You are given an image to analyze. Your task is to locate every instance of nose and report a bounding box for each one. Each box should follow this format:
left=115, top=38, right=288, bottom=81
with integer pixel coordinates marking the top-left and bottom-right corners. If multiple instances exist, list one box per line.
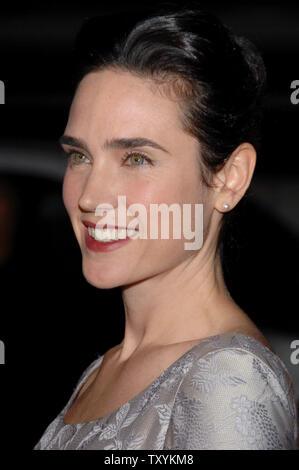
left=78, top=165, right=120, bottom=214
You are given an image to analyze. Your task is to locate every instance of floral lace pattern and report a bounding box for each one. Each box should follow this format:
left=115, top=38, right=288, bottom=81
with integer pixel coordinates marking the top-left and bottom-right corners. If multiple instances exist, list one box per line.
left=34, top=332, right=298, bottom=450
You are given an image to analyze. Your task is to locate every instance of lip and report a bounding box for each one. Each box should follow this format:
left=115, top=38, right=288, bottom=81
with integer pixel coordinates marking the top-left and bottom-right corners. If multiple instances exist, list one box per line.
left=83, top=222, right=136, bottom=252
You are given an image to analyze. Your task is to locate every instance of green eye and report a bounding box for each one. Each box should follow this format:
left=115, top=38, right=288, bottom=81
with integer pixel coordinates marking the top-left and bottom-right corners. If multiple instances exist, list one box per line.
left=129, top=153, right=146, bottom=165
left=124, top=151, right=152, bottom=167
left=73, top=152, right=87, bottom=163
left=63, top=150, right=89, bottom=165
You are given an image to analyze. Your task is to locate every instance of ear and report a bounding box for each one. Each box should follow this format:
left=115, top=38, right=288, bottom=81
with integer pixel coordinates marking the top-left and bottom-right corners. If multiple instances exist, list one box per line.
left=212, top=142, right=256, bottom=213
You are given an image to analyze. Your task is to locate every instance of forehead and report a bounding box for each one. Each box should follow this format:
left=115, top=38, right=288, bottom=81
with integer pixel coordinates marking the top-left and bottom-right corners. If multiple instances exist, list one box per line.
left=66, top=68, right=186, bottom=140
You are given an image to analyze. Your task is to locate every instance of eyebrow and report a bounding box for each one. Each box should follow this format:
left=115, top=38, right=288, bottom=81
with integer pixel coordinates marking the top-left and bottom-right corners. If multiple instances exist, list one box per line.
left=58, top=135, right=170, bottom=154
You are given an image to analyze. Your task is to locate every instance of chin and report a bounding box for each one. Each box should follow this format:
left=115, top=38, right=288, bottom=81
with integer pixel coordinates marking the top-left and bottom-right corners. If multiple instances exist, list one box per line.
left=81, top=258, right=131, bottom=290
left=84, top=276, right=122, bottom=290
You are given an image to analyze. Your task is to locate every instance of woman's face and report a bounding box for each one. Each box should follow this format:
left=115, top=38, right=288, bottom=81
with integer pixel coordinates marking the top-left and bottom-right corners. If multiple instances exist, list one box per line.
left=62, top=68, right=214, bottom=289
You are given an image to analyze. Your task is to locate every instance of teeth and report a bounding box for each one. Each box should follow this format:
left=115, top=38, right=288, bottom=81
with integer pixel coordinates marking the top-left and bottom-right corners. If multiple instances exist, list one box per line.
left=95, top=228, right=118, bottom=241
left=87, top=227, right=129, bottom=242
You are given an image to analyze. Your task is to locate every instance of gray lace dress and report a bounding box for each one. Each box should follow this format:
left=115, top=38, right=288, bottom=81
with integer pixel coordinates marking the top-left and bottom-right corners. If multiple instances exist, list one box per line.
left=34, top=332, right=298, bottom=450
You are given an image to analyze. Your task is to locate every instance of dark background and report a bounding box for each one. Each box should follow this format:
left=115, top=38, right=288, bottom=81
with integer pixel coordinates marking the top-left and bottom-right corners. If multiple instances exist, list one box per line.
left=0, top=0, right=298, bottom=453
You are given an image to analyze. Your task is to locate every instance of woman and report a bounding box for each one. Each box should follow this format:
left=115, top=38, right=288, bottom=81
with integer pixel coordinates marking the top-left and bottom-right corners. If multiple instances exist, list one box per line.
left=34, top=7, right=298, bottom=450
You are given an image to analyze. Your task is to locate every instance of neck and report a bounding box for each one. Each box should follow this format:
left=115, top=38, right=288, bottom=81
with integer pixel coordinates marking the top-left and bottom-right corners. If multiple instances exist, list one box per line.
left=118, top=248, right=235, bottom=362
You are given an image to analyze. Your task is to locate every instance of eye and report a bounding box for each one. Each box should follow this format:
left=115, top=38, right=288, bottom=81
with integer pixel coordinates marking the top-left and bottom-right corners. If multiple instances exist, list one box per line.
left=122, top=151, right=153, bottom=167
left=63, top=150, right=90, bottom=165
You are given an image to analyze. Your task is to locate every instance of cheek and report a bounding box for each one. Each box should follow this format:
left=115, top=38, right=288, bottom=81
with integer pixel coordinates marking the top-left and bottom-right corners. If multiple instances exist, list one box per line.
left=127, top=188, right=188, bottom=242
left=128, top=176, right=184, bottom=206
left=62, top=172, right=80, bottom=216
left=129, top=175, right=203, bottom=212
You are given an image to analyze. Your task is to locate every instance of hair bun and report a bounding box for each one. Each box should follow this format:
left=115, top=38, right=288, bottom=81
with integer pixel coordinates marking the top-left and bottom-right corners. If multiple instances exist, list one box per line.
left=233, top=35, right=267, bottom=97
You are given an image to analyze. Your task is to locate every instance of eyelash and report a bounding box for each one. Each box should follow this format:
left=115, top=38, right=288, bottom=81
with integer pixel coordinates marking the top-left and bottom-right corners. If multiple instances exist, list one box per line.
left=62, top=150, right=153, bottom=168
left=122, top=150, right=153, bottom=167
left=63, top=150, right=87, bottom=165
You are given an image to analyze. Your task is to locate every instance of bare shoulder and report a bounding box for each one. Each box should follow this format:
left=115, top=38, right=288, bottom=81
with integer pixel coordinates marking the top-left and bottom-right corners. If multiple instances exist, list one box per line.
left=215, top=302, right=275, bottom=353
left=226, top=322, right=275, bottom=353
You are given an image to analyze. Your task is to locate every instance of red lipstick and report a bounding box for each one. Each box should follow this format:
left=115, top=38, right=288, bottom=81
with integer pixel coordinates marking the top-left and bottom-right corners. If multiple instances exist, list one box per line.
left=82, top=221, right=137, bottom=253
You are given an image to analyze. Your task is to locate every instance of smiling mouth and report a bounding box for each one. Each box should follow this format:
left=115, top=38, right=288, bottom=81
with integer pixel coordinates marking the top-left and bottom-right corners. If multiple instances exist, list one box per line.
left=87, top=226, right=138, bottom=242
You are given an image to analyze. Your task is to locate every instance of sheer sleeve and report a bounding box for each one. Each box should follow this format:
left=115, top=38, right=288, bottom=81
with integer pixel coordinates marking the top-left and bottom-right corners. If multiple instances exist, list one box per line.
left=164, top=348, right=298, bottom=450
